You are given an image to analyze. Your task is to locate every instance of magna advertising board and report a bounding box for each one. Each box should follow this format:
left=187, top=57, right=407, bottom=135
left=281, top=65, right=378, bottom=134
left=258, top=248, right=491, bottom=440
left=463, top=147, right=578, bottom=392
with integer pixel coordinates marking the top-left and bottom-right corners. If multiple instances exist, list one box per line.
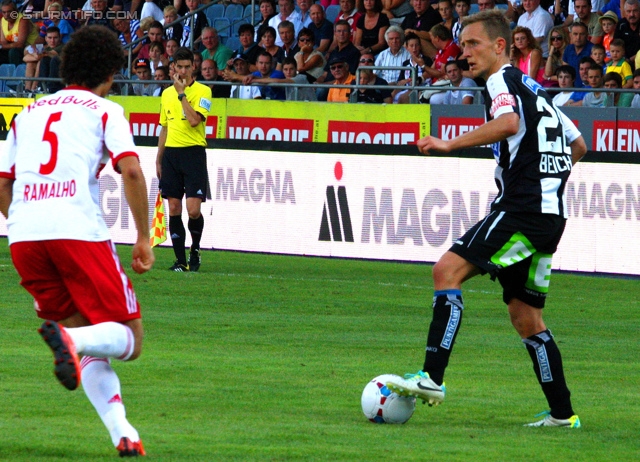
left=2, top=144, right=637, bottom=276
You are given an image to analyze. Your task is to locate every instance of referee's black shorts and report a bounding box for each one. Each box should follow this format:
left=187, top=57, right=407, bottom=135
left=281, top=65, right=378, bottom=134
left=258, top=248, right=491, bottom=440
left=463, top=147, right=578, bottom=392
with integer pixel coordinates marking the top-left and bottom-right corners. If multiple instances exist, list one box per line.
left=159, top=145, right=208, bottom=202
left=450, top=211, right=566, bottom=309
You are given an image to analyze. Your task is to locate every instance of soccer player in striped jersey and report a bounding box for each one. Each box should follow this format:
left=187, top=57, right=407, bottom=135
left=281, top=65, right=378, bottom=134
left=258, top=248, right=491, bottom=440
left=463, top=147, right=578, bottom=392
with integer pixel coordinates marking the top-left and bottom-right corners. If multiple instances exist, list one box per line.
left=386, top=10, right=587, bottom=428
left=0, top=26, right=154, bottom=456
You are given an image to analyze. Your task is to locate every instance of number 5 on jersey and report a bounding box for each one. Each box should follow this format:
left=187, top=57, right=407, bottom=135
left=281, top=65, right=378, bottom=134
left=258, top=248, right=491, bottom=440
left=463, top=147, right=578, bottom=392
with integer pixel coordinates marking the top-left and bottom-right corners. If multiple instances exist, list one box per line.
left=39, top=111, right=62, bottom=175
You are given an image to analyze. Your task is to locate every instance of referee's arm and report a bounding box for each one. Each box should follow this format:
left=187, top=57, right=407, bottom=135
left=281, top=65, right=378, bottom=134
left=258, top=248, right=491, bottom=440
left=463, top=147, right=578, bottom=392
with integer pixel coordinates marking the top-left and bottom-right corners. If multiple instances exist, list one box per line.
left=156, top=125, right=167, bottom=180
left=180, top=95, right=205, bottom=127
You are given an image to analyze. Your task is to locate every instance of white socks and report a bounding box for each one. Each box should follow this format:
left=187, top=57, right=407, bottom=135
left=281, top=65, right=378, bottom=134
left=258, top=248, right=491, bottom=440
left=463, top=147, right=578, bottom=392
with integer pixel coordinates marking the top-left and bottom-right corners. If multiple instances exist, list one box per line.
left=66, top=322, right=134, bottom=360
left=80, top=356, right=140, bottom=447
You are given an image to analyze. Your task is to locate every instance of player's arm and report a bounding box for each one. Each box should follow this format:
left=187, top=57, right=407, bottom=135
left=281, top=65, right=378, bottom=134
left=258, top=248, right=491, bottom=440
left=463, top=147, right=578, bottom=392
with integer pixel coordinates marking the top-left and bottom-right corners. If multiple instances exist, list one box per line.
left=569, top=135, right=587, bottom=165
left=558, top=109, right=586, bottom=165
left=117, top=155, right=155, bottom=274
left=417, top=112, right=519, bottom=155
left=0, top=177, right=13, bottom=219
left=156, top=125, right=167, bottom=179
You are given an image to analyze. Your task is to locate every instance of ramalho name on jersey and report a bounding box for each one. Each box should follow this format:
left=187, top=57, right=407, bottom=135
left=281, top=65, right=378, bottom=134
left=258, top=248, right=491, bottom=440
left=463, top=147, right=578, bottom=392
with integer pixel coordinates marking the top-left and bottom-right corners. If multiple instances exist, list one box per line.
left=0, top=87, right=139, bottom=244
left=484, top=65, right=581, bottom=218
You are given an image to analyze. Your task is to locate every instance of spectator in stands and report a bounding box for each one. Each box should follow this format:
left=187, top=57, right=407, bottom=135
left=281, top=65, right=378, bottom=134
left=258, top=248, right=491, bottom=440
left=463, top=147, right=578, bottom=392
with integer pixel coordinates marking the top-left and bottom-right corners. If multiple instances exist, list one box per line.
left=603, top=70, right=633, bottom=106
left=298, top=0, right=313, bottom=27
left=439, top=0, right=455, bottom=31
left=351, top=67, right=392, bottom=103
left=421, top=23, right=459, bottom=83
left=577, top=55, right=597, bottom=89
left=614, top=0, right=640, bottom=64
left=581, top=64, right=608, bottom=106
left=511, top=26, right=545, bottom=83
left=452, top=0, right=469, bottom=44
left=334, top=0, right=361, bottom=37
left=327, top=56, right=356, bottom=101
left=23, top=26, right=63, bottom=93
left=141, top=0, right=164, bottom=23
left=320, top=19, right=361, bottom=80
left=132, top=58, right=160, bottom=96
left=295, top=28, right=326, bottom=78
left=354, top=0, right=390, bottom=56
left=38, top=2, right=73, bottom=44
left=137, top=21, right=165, bottom=60
left=631, top=69, right=640, bottom=107
left=269, top=0, right=303, bottom=47
left=180, top=0, right=209, bottom=49
left=543, top=25, right=569, bottom=86
left=228, top=54, right=263, bottom=99
left=382, top=0, right=413, bottom=20
left=517, top=0, right=554, bottom=57
left=194, top=50, right=203, bottom=76
left=605, top=39, right=633, bottom=87
left=114, top=17, right=145, bottom=59
left=393, top=33, right=430, bottom=103
left=200, top=58, right=231, bottom=97
left=375, top=25, right=411, bottom=83
left=278, top=20, right=300, bottom=58
left=563, top=21, right=593, bottom=86
left=260, top=26, right=285, bottom=70
left=251, top=50, right=286, bottom=99
left=401, top=0, right=442, bottom=59
left=164, top=5, right=183, bottom=42
left=201, top=27, right=233, bottom=71
left=166, top=38, right=179, bottom=61
left=227, top=24, right=261, bottom=71
left=82, top=0, right=117, bottom=31
left=148, top=41, right=169, bottom=75
left=599, top=10, right=617, bottom=62
left=309, top=4, right=333, bottom=53
left=0, top=0, right=40, bottom=65
left=572, top=0, right=603, bottom=45
left=553, top=64, right=583, bottom=106
left=246, top=56, right=318, bottom=100
left=153, top=65, right=170, bottom=96
left=590, top=43, right=607, bottom=69
left=430, top=59, right=476, bottom=104
left=255, top=0, right=277, bottom=42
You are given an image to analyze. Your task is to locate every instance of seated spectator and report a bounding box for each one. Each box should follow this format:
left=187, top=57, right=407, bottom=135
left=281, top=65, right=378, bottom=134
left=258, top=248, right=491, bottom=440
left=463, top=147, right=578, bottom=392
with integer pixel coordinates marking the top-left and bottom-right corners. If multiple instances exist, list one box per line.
left=393, top=33, right=431, bottom=103
left=590, top=43, right=607, bottom=70
left=562, top=21, right=593, bottom=87
left=317, top=19, right=361, bottom=85
left=38, top=2, right=74, bottom=44
left=335, top=0, right=362, bottom=37
left=327, top=56, right=356, bottom=101
left=278, top=20, right=300, bottom=58
left=166, top=38, right=180, bottom=62
left=438, top=0, right=455, bottom=31
left=401, top=0, right=442, bottom=59
left=141, top=0, right=164, bottom=23
left=114, top=17, right=145, bottom=59
left=82, top=0, right=116, bottom=31
left=247, top=56, right=318, bottom=100
left=227, top=54, right=263, bottom=99
left=152, top=65, right=170, bottom=96
left=429, top=59, right=475, bottom=105
left=543, top=25, right=569, bottom=86
left=421, top=23, right=460, bottom=83
left=603, top=70, right=633, bottom=106
left=614, top=0, right=640, bottom=66
left=298, top=0, right=313, bottom=27
left=252, top=50, right=286, bottom=99
left=308, top=3, right=333, bottom=53
left=268, top=0, right=303, bottom=47
left=511, top=26, right=545, bottom=83
left=132, top=58, right=160, bottom=96
left=382, top=0, right=413, bottom=20
left=572, top=0, right=604, bottom=45
left=354, top=0, right=390, bottom=56
left=227, top=24, right=261, bottom=71
left=294, top=29, right=326, bottom=79
left=553, top=64, right=585, bottom=106
left=452, top=0, right=469, bottom=44
left=516, top=0, right=553, bottom=57
left=24, top=26, right=63, bottom=92
left=374, top=25, right=411, bottom=83
left=255, top=0, right=277, bottom=42
left=137, top=21, right=165, bottom=60
left=201, top=27, right=233, bottom=71
left=631, top=69, right=640, bottom=107
left=599, top=11, right=617, bottom=62
left=260, top=26, right=286, bottom=70
left=163, top=5, right=183, bottom=42
left=0, top=0, right=40, bottom=65
left=352, top=67, right=392, bottom=103
left=605, top=39, right=633, bottom=88
left=201, top=58, right=231, bottom=98
left=581, top=64, right=608, bottom=106
left=180, top=0, right=209, bottom=48
left=193, top=50, right=203, bottom=78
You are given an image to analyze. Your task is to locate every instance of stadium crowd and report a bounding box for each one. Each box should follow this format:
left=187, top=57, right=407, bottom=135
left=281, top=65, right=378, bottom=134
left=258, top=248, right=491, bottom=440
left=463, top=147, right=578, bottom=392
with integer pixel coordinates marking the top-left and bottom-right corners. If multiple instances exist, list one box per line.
left=1, top=0, right=639, bottom=106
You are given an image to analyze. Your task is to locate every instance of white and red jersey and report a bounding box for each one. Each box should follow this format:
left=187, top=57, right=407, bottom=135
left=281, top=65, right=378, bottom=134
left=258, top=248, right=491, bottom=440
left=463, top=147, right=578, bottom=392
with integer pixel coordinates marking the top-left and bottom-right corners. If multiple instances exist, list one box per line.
left=0, top=87, right=139, bottom=245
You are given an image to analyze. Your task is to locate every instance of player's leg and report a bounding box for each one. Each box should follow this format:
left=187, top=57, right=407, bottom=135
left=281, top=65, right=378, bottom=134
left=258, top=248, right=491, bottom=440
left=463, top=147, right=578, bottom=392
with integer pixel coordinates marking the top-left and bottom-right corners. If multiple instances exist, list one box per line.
left=183, top=146, right=208, bottom=272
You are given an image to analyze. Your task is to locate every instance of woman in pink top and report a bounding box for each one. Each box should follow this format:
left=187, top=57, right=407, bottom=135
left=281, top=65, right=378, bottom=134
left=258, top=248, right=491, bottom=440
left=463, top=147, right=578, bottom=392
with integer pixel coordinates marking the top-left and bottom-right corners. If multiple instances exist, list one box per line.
left=511, top=26, right=544, bottom=84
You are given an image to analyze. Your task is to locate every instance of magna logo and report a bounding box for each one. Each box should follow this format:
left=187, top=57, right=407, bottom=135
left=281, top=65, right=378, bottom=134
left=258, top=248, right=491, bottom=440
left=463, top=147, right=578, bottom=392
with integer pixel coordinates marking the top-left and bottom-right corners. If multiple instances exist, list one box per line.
left=129, top=113, right=218, bottom=138
left=327, top=121, right=418, bottom=145
left=319, top=162, right=354, bottom=242
left=227, top=116, right=314, bottom=142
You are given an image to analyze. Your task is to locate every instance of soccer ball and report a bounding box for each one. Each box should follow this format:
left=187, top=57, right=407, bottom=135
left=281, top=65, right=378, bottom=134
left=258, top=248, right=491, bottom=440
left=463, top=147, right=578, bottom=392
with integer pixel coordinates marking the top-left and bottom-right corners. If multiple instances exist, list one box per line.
left=361, top=374, right=416, bottom=424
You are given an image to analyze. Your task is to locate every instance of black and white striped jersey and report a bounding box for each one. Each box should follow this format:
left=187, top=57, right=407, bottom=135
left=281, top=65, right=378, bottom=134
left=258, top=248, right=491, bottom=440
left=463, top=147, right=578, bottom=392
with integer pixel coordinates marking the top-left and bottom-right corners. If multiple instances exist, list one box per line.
left=483, top=65, right=581, bottom=219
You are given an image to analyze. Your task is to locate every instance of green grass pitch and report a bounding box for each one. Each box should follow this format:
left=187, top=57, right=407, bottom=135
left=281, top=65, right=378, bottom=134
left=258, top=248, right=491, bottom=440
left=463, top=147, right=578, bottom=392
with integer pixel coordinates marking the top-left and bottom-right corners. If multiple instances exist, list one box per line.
left=1, top=238, right=639, bottom=461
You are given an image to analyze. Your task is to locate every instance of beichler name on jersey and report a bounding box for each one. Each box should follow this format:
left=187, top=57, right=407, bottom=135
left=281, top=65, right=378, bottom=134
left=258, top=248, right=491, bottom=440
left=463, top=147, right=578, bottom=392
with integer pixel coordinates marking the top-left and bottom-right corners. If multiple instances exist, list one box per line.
left=27, top=95, right=100, bottom=112
left=23, top=179, right=77, bottom=202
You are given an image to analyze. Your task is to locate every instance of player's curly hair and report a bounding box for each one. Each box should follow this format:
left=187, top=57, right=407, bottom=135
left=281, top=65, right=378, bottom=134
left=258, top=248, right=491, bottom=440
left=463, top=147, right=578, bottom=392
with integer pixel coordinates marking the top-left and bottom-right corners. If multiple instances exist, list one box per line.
left=60, top=25, right=125, bottom=89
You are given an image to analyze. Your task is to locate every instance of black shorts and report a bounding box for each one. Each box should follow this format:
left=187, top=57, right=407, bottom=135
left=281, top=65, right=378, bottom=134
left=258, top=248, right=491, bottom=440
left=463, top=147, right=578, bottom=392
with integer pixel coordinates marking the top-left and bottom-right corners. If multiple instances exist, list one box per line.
left=160, top=146, right=208, bottom=202
left=450, top=211, right=566, bottom=309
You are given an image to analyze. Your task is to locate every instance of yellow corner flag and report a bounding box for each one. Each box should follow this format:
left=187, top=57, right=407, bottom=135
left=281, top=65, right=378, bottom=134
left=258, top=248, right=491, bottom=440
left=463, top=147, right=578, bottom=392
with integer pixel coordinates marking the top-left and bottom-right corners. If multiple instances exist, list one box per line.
left=149, top=191, right=167, bottom=247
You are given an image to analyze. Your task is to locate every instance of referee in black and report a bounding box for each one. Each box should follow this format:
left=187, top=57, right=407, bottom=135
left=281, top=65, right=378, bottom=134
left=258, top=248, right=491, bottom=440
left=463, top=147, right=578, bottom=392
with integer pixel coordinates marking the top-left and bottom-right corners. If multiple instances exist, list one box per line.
left=156, top=47, right=212, bottom=272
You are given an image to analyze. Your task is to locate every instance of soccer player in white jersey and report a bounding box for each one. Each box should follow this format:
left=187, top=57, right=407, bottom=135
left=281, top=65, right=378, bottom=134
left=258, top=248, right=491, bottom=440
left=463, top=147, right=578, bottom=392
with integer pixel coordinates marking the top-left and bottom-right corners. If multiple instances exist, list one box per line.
left=0, top=26, right=154, bottom=457
left=386, top=10, right=588, bottom=428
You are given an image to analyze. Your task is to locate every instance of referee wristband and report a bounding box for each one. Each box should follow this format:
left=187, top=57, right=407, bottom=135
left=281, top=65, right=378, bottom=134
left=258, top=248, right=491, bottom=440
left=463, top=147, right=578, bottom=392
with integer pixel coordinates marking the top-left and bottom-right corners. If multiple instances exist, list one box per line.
left=178, top=93, right=186, bottom=101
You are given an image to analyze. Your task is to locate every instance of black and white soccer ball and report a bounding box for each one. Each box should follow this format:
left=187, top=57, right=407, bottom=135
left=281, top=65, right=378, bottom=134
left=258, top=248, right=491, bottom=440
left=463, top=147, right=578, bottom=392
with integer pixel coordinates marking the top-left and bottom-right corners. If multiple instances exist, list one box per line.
left=361, top=374, right=416, bottom=424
